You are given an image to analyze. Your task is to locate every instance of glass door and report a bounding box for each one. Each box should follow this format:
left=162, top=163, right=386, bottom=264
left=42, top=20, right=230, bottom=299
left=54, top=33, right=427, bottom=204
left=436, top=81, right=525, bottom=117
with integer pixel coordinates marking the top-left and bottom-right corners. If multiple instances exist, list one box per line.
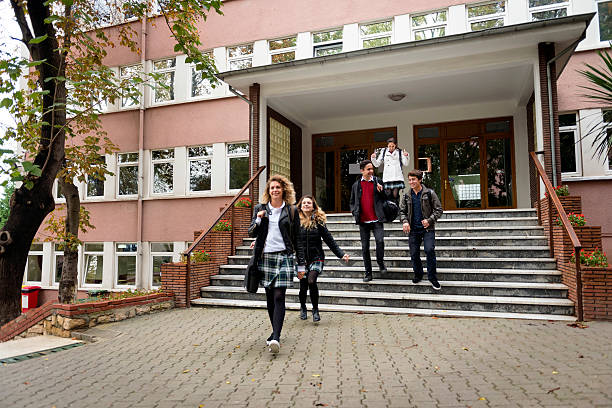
left=339, top=148, right=370, bottom=212
left=443, top=138, right=483, bottom=210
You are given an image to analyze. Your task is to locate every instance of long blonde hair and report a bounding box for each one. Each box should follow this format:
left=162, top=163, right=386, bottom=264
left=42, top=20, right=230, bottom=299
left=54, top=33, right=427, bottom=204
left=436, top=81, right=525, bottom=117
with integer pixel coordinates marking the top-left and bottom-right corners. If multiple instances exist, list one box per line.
left=297, top=195, right=327, bottom=229
left=261, top=174, right=296, bottom=205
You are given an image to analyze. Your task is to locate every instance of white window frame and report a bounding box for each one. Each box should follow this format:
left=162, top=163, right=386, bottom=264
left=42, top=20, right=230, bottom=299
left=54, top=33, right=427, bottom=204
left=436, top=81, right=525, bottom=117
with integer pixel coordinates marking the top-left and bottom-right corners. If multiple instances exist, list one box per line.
left=85, top=155, right=106, bottom=200
left=226, top=142, right=250, bottom=193
left=268, top=36, right=297, bottom=64
left=597, top=1, right=612, bottom=43
left=119, top=64, right=143, bottom=109
left=559, top=112, right=581, bottom=178
left=152, top=58, right=176, bottom=104
left=359, top=20, right=393, bottom=49
left=25, top=244, right=44, bottom=284
left=411, top=10, right=448, bottom=41
left=528, top=0, right=570, bottom=21
left=467, top=1, right=506, bottom=31
left=54, top=179, right=66, bottom=203
left=312, top=28, right=343, bottom=57
left=53, top=243, right=64, bottom=286
left=190, top=51, right=215, bottom=99
left=117, top=152, right=139, bottom=197
left=151, top=242, right=174, bottom=288
left=82, top=243, right=104, bottom=287
left=187, top=145, right=214, bottom=194
left=227, top=44, right=254, bottom=71
left=603, top=109, right=612, bottom=174
left=115, top=243, right=138, bottom=288
left=151, top=148, right=175, bottom=196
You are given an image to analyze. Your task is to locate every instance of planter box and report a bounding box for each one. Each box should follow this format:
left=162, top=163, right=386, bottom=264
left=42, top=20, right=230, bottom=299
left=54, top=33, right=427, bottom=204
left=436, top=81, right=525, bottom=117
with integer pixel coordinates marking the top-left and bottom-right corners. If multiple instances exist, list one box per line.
left=161, top=262, right=216, bottom=307
left=553, top=226, right=602, bottom=264
left=232, top=206, right=252, bottom=249
left=559, top=262, right=612, bottom=321
left=538, top=195, right=582, bottom=224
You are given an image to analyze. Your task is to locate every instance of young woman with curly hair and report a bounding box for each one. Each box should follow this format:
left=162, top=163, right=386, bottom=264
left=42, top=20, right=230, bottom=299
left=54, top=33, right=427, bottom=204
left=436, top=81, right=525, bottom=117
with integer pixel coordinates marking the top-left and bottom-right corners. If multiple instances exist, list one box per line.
left=296, top=195, right=349, bottom=322
left=249, top=175, right=305, bottom=353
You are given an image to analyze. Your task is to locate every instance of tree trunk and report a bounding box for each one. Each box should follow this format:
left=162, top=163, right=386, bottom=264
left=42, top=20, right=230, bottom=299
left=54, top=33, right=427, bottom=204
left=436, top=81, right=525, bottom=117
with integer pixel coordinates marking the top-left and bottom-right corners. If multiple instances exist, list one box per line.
left=58, top=178, right=80, bottom=304
left=1, top=0, right=65, bottom=326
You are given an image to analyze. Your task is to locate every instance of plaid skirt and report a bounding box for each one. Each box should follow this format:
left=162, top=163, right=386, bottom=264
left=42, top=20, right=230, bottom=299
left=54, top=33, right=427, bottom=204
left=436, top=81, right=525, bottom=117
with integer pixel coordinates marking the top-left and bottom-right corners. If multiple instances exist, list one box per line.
left=258, top=252, right=296, bottom=288
left=384, top=180, right=405, bottom=190
left=304, top=260, right=324, bottom=279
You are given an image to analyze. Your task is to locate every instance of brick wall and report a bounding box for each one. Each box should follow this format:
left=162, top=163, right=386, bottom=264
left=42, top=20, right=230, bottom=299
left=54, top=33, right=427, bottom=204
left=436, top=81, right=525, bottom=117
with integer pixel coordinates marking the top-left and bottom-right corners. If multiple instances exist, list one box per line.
left=538, top=195, right=582, bottom=246
left=161, top=262, right=216, bottom=307
left=0, top=301, right=55, bottom=342
left=249, top=83, right=261, bottom=205
left=559, top=263, right=612, bottom=321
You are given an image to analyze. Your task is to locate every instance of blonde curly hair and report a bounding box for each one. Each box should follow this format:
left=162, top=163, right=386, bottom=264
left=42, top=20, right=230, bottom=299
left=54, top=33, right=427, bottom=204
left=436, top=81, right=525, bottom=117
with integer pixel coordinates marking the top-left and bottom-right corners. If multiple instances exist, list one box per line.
left=297, top=195, right=327, bottom=229
left=261, top=174, right=296, bottom=205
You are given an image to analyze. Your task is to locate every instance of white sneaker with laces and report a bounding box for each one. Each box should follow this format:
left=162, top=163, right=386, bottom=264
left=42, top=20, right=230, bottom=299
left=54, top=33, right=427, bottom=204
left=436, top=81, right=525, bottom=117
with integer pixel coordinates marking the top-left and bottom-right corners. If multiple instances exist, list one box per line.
left=268, top=340, right=280, bottom=354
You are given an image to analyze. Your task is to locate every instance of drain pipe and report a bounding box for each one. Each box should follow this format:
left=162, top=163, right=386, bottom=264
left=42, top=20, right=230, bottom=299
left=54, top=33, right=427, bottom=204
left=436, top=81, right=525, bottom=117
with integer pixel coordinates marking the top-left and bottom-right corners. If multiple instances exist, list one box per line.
left=137, top=15, right=148, bottom=288
left=545, top=36, right=584, bottom=187
left=227, top=84, right=254, bottom=180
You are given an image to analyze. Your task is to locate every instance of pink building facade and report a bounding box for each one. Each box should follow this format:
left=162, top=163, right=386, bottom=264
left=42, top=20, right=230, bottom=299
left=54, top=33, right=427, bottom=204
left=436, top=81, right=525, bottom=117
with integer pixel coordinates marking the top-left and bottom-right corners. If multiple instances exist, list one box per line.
left=24, top=0, right=611, bottom=294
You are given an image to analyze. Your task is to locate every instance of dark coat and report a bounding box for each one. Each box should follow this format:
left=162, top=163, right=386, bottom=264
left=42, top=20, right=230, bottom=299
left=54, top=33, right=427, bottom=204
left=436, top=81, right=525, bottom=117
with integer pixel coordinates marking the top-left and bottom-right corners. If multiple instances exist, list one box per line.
left=399, top=185, right=443, bottom=232
left=297, top=221, right=345, bottom=265
left=248, top=202, right=305, bottom=266
left=349, top=176, right=387, bottom=225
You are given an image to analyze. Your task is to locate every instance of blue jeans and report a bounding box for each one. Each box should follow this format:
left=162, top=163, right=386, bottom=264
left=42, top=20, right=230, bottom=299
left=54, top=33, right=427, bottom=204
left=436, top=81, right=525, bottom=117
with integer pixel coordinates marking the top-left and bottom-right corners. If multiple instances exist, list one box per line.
left=409, top=229, right=437, bottom=281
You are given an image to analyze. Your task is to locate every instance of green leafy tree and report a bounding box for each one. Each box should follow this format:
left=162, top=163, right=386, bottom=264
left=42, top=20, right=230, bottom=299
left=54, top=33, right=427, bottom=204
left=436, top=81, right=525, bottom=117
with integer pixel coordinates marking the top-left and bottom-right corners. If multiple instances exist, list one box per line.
left=0, top=0, right=223, bottom=325
left=578, top=48, right=612, bottom=161
left=0, top=183, right=15, bottom=227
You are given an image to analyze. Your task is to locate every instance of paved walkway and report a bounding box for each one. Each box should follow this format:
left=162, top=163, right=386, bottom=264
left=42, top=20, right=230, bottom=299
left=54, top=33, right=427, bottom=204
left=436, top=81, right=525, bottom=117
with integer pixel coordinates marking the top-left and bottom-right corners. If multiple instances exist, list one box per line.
left=1, top=308, right=611, bottom=408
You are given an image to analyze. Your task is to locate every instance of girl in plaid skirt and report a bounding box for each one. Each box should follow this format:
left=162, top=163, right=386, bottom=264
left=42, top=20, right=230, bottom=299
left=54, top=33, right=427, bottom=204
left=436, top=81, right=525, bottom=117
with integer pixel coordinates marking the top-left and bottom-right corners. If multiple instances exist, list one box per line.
left=296, top=195, right=349, bottom=322
left=248, top=175, right=305, bottom=354
left=371, top=137, right=410, bottom=204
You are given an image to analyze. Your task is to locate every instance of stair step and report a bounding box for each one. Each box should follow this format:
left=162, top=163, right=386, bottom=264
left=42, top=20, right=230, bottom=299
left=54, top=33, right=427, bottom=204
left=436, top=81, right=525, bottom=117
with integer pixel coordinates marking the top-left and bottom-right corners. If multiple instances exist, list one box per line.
left=190, top=298, right=576, bottom=321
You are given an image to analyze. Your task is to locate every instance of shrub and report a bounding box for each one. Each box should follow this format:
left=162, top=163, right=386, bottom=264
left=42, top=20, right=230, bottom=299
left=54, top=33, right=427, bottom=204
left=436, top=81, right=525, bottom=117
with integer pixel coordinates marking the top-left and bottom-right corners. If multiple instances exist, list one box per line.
left=235, top=197, right=252, bottom=208
left=213, top=219, right=232, bottom=231
left=545, top=185, right=569, bottom=198
left=555, top=212, right=586, bottom=227
left=570, top=248, right=609, bottom=268
left=181, top=250, right=211, bottom=263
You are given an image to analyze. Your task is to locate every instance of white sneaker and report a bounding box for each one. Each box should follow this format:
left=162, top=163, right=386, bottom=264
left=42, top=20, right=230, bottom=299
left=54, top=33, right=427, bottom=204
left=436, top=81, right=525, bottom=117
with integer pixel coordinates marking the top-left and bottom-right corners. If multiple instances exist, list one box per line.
left=268, top=340, right=280, bottom=354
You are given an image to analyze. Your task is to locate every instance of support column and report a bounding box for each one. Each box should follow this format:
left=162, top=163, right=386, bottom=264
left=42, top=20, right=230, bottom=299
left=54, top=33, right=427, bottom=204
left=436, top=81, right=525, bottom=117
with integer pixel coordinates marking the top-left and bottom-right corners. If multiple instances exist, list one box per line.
left=249, top=83, right=260, bottom=205
left=526, top=93, right=539, bottom=206
left=538, top=43, right=562, bottom=186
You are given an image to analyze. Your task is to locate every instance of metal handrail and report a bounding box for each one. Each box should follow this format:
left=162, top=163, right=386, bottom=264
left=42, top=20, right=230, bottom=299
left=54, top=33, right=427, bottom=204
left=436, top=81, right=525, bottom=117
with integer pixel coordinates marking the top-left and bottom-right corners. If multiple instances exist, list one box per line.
left=181, top=165, right=265, bottom=307
left=530, top=152, right=583, bottom=321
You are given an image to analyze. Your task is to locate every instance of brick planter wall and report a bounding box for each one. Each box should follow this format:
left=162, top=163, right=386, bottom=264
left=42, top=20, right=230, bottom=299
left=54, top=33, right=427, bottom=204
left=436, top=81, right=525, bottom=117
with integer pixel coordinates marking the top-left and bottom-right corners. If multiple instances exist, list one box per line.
left=232, top=206, right=252, bottom=249
left=553, top=226, right=602, bottom=264
left=538, top=195, right=582, bottom=245
left=559, top=263, right=612, bottom=321
left=161, top=262, right=216, bottom=307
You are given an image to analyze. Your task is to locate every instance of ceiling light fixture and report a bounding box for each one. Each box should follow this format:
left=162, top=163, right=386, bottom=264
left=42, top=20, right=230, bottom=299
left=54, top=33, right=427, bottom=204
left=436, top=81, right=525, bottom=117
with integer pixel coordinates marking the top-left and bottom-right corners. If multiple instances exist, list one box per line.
left=388, top=93, right=406, bottom=102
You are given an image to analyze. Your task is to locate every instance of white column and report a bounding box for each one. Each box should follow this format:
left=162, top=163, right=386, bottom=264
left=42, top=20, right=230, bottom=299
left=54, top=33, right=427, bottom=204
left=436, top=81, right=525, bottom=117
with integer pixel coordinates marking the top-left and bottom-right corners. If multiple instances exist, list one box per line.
left=105, top=153, right=116, bottom=200
left=211, top=142, right=226, bottom=194
left=174, top=146, right=187, bottom=197
left=447, top=5, right=467, bottom=35
left=343, top=23, right=359, bottom=52
left=296, top=32, right=312, bottom=60
left=394, top=14, right=411, bottom=44
left=174, top=55, right=188, bottom=103
left=41, top=242, right=53, bottom=287
left=506, top=0, right=528, bottom=26
left=252, top=40, right=268, bottom=66
left=140, top=242, right=150, bottom=289
left=102, top=241, right=114, bottom=289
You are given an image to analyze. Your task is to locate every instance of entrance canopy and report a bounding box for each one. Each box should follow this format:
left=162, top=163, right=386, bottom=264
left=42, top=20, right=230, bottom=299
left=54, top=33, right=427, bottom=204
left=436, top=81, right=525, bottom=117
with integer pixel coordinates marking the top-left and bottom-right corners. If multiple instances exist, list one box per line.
left=218, top=14, right=592, bottom=123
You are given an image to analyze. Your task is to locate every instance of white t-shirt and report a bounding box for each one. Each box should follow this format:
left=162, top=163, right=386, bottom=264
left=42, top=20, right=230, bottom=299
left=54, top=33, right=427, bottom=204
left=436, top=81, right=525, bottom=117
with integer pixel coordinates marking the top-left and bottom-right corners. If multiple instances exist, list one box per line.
left=257, top=202, right=287, bottom=253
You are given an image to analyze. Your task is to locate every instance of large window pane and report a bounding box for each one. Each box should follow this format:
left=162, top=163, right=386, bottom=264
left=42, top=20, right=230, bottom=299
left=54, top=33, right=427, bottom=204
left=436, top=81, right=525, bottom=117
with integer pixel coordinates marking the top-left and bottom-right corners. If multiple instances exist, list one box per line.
left=229, top=157, right=249, bottom=190
left=152, top=255, right=172, bottom=287
left=27, top=255, right=43, bottom=282
left=117, top=256, right=136, bottom=286
left=55, top=254, right=64, bottom=282
left=153, top=162, right=173, bottom=194
left=271, top=52, right=296, bottom=64
left=486, top=138, right=513, bottom=207
left=468, top=2, right=505, bottom=18
left=531, top=8, right=566, bottom=20
left=599, top=1, right=612, bottom=41
left=119, top=165, right=138, bottom=195
left=363, top=37, right=391, bottom=48
left=360, top=21, right=392, bottom=35
left=84, top=255, right=103, bottom=285
left=418, top=144, right=441, bottom=199
left=560, top=131, right=577, bottom=173
left=190, top=159, right=211, bottom=191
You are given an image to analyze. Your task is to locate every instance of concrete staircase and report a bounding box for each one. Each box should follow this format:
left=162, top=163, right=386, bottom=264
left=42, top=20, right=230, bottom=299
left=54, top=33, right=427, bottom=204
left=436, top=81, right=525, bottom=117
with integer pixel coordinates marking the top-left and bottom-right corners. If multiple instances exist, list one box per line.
left=192, top=209, right=576, bottom=321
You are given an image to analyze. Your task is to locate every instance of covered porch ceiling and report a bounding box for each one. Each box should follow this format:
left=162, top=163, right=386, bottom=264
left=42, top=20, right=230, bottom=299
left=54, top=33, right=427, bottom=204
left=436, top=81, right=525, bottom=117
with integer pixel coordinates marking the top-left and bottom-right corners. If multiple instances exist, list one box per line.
left=217, top=14, right=593, bottom=124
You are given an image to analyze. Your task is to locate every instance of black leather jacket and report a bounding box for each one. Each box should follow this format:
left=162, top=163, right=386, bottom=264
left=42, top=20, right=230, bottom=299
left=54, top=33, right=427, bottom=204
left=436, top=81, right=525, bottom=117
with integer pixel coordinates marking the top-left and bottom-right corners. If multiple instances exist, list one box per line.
left=297, top=222, right=345, bottom=265
left=248, top=203, right=305, bottom=266
left=349, top=176, right=387, bottom=224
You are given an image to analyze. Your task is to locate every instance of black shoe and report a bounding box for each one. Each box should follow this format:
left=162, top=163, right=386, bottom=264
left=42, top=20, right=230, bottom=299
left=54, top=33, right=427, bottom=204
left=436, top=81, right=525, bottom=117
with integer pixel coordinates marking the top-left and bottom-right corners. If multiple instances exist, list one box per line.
left=430, top=278, right=441, bottom=290
left=312, top=309, right=321, bottom=322
left=412, top=276, right=422, bottom=284
left=379, top=265, right=388, bottom=275
left=300, top=307, right=307, bottom=320
left=363, top=273, right=373, bottom=282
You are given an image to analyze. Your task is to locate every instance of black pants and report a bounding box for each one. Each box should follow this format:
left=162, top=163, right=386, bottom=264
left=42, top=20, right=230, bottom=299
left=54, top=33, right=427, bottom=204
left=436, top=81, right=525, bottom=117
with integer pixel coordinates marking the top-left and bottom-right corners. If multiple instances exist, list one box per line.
left=299, top=270, right=320, bottom=310
left=359, top=222, right=385, bottom=273
left=265, top=287, right=286, bottom=341
left=409, top=229, right=437, bottom=280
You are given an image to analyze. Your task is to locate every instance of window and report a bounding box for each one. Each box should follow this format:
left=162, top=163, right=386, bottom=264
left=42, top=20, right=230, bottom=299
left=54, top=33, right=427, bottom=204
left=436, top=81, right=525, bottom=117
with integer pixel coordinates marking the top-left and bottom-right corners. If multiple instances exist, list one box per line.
left=604, top=110, right=612, bottom=171
left=227, top=44, right=253, bottom=71
left=360, top=20, right=392, bottom=48
left=227, top=143, right=249, bottom=190
left=83, top=243, right=104, bottom=286
left=559, top=113, right=580, bottom=175
left=598, top=1, right=612, bottom=41
left=55, top=180, right=65, bottom=200
left=467, top=1, right=506, bottom=31
left=119, top=64, right=142, bottom=108
left=269, top=119, right=291, bottom=179
left=528, top=0, right=568, bottom=21
left=151, top=149, right=174, bottom=194
left=313, top=29, right=343, bottom=57
left=412, top=11, right=447, bottom=40
left=269, top=37, right=297, bottom=64
left=86, top=156, right=106, bottom=198
left=118, top=152, right=139, bottom=196
left=188, top=146, right=213, bottom=192
left=26, top=243, right=43, bottom=283
left=116, top=243, right=137, bottom=287
left=191, top=51, right=214, bottom=98
left=151, top=242, right=174, bottom=288
left=153, top=58, right=176, bottom=103
left=53, top=243, right=64, bottom=285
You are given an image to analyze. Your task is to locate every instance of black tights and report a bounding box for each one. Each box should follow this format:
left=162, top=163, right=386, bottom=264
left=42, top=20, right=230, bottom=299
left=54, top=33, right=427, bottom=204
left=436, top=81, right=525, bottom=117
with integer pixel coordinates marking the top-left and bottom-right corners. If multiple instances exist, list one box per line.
left=299, top=270, right=320, bottom=311
left=265, top=287, right=286, bottom=341
left=385, top=188, right=401, bottom=204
